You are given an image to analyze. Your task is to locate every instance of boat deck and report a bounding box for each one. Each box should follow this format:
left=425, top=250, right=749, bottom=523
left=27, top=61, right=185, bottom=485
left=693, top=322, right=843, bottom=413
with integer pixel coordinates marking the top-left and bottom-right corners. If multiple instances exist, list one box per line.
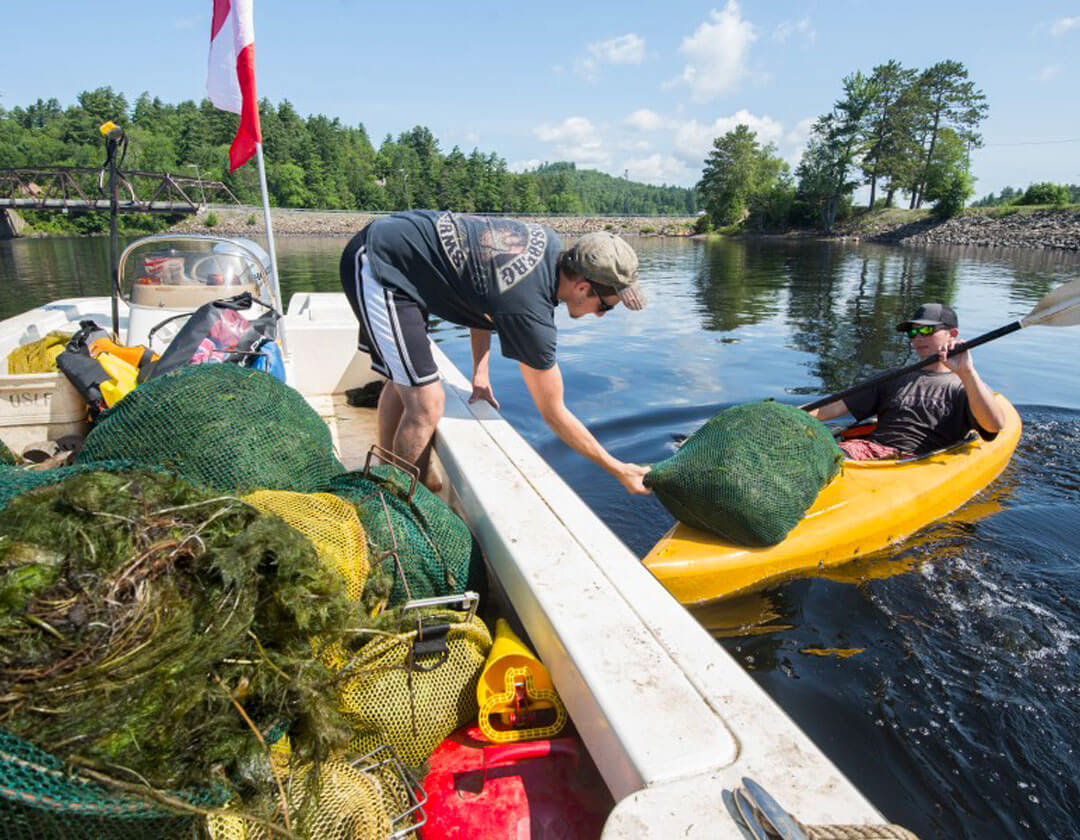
left=0, top=292, right=898, bottom=838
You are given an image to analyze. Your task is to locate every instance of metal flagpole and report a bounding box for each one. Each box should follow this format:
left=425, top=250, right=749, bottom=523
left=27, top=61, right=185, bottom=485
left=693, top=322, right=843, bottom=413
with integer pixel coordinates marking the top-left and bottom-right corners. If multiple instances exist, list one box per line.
left=253, top=140, right=286, bottom=352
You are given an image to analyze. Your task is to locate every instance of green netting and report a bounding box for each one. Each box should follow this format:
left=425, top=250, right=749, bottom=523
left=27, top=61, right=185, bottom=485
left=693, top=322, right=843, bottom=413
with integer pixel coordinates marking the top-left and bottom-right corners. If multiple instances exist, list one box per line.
left=325, top=465, right=482, bottom=607
left=645, top=401, right=843, bottom=547
left=0, top=460, right=140, bottom=512
left=0, top=729, right=224, bottom=840
left=75, top=364, right=345, bottom=494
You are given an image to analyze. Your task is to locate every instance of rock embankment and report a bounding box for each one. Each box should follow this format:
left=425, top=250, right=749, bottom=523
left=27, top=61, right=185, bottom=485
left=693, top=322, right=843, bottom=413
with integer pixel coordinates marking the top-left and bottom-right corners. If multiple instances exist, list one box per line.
left=851, top=209, right=1080, bottom=251
left=169, top=207, right=698, bottom=238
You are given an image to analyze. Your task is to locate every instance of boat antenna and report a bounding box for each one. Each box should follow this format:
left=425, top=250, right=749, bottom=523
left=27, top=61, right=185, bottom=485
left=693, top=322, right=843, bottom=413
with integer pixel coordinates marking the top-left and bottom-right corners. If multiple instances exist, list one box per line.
left=100, top=120, right=127, bottom=342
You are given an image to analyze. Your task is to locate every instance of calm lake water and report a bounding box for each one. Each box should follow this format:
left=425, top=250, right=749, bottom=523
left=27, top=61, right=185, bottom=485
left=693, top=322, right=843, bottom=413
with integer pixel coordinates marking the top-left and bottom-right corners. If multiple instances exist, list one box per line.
left=3, top=232, right=1080, bottom=839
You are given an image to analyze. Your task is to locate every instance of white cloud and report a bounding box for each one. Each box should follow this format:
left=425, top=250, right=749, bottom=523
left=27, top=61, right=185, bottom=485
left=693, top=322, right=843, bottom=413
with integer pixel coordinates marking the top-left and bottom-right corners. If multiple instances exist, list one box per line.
left=535, top=117, right=597, bottom=144
left=575, top=33, right=645, bottom=80
left=623, top=154, right=695, bottom=186
left=590, top=33, right=646, bottom=65
left=1050, top=16, right=1079, bottom=36
left=509, top=159, right=545, bottom=173
left=533, top=117, right=611, bottom=167
left=671, top=2, right=756, bottom=102
left=1036, top=64, right=1063, bottom=82
left=624, top=108, right=666, bottom=132
left=672, top=110, right=783, bottom=166
left=784, top=116, right=816, bottom=148
left=772, top=16, right=815, bottom=44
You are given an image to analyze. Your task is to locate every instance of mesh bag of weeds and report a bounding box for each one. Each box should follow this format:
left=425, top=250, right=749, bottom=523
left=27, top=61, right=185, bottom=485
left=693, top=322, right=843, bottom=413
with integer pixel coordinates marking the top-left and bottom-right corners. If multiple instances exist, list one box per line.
left=0, top=729, right=228, bottom=840
left=0, top=459, right=140, bottom=513
left=332, top=602, right=492, bottom=769
left=0, top=469, right=360, bottom=837
left=75, top=364, right=344, bottom=494
left=644, top=401, right=843, bottom=547
left=326, top=464, right=483, bottom=608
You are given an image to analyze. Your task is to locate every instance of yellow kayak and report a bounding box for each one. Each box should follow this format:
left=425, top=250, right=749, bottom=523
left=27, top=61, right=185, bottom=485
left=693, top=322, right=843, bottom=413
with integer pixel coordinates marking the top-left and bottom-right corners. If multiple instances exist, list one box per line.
left=642, top=395, right=1022, bottom=606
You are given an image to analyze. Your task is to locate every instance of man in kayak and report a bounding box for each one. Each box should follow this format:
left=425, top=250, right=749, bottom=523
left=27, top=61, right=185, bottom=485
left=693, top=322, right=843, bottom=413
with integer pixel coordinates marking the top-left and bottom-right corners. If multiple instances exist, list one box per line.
left=809, top=303, right=1007, bottom=459
left=340, top=211, right=651, bottom=494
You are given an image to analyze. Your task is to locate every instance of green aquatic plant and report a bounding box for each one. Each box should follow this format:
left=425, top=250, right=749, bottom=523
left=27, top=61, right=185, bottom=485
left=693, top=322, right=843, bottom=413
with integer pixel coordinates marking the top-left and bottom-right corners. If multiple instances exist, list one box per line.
left=0, top=469, right=356, bottom=795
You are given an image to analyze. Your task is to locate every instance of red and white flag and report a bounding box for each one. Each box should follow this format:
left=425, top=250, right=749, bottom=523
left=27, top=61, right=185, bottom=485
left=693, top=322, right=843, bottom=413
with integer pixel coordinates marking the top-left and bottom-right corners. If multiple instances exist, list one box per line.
left=207, top=0, right=262, bottom=172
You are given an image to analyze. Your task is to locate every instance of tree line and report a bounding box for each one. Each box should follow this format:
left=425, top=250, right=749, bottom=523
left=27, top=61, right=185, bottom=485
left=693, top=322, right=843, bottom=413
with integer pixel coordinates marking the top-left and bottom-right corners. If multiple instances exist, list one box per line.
left=972, top=183, right=1079, bottom=207
left=0, top=87, right=696, bottom=233
left=697, top=59, right=991, bottom=232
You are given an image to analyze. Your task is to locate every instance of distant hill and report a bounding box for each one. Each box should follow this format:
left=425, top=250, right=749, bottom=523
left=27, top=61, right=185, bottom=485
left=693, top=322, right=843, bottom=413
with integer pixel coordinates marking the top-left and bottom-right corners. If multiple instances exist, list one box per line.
left=526, top=162, right=697, bottom=216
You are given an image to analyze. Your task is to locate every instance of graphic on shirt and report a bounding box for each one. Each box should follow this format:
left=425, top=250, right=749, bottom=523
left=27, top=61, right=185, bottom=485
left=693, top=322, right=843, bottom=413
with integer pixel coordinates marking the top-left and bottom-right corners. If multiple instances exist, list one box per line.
left=436, top=213, right=548, bottom=294
left=491, top=221, right=547, bottom=293
left=436, top=212, right=468, bottom=275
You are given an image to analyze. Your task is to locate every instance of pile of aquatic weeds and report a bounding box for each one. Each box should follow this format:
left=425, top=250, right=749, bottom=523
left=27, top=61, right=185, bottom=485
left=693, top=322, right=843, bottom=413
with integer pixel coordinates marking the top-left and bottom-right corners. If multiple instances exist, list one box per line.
left=0, top=469, right=357, bottom=797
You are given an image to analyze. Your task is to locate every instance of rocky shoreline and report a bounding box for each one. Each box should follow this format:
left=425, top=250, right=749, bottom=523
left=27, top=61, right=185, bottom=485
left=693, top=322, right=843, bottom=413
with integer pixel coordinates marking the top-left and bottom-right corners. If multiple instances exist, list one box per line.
left=172, top=205, right=1080, bottom=251
left=839, top=208, right=1080, bottom=251
left=8, top=205, right=1080, bottom=251
left=167, top=207, right=699, bottom=238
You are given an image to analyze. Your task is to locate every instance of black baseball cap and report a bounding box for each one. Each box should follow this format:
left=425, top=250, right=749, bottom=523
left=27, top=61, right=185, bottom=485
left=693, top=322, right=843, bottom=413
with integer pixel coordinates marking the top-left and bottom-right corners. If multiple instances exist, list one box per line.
left=896, top=302, right=958, bottom=333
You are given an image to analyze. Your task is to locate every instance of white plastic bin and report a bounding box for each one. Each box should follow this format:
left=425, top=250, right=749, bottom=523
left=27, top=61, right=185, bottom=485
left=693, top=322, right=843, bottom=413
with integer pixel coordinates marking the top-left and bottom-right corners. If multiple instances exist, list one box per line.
left=0, top=370, right=87, bottom=455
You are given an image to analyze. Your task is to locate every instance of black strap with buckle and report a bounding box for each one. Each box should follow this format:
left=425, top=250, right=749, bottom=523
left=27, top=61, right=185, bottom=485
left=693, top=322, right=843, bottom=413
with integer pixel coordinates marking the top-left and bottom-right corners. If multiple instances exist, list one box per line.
left=408, top=620, right=451, bottom=672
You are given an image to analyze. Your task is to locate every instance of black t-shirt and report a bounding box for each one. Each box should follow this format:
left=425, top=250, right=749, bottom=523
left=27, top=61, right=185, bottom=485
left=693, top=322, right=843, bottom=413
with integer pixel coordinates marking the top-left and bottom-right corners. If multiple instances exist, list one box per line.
left=843, top=369, right=997, bottom=455
left=363, top=210, right=562, bottom=370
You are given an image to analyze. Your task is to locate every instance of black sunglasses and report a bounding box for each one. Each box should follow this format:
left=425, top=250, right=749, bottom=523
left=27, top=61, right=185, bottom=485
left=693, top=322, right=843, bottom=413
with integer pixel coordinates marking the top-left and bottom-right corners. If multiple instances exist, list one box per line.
left=587, top=279, right=618, bottom=313
left=905, top=324, right=945, bottom=338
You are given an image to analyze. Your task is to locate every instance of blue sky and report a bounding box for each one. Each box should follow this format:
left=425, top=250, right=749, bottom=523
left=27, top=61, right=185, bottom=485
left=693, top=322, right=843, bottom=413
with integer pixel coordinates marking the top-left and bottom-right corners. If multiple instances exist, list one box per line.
left=3, top=1, right=1079, bottom=196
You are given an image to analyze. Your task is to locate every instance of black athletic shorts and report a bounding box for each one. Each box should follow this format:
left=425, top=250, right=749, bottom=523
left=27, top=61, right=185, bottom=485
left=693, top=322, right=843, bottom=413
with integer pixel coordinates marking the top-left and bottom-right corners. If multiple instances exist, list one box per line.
left=340, top=229, right=439, bottom=386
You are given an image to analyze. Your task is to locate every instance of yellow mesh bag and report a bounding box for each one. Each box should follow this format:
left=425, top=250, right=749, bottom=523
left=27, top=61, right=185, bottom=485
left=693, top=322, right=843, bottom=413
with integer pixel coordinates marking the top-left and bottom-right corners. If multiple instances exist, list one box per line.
left=6, top=331, right=71, bottom=374
left=243, top=490, right=372, bottom=671
left=339, top=607, right=492, bottom=767
left=243, top=491, right=369, bottom=600
left=206, top=756, right=393, bottom=840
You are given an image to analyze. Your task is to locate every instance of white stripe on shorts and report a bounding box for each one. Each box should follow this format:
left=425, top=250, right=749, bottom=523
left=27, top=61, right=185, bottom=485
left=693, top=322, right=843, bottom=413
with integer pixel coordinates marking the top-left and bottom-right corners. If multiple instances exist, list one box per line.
left=359, top=252, right=438, bottom=385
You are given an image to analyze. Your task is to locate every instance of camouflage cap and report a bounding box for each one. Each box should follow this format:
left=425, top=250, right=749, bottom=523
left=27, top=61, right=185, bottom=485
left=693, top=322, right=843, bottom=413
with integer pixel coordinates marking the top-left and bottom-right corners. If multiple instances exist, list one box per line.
left=564, top=232, right=645, bottom=310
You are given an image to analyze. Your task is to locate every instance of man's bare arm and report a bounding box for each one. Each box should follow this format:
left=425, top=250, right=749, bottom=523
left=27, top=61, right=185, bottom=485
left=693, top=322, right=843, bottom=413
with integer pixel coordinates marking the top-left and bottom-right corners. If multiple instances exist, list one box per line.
left=518, top=362, right=649, bottom=495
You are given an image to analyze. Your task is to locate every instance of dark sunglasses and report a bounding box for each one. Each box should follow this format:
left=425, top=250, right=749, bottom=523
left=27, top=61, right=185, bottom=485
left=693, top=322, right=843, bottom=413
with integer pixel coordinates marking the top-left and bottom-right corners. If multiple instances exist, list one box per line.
left=587, top=279, right=618, bottom=313
left=906, top=324, right=944, bottom=338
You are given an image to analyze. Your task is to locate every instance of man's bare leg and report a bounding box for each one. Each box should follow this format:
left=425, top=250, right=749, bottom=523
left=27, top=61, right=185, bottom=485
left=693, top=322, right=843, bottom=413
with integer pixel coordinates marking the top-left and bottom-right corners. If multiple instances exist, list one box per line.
left=393, top=379, right=446, bottom=492
left=376, top=381, right=404, bottom=453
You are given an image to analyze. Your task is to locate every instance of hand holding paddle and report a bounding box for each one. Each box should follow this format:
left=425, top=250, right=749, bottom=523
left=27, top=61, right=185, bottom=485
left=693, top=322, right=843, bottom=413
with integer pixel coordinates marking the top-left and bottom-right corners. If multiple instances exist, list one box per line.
left=801, top=277, right=1080, bottom=412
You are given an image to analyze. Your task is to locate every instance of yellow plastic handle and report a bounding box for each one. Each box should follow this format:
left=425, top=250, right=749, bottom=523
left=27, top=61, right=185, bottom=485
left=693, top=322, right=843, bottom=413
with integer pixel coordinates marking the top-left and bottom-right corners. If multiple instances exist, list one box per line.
left=478, top=666, right=567, bottom=744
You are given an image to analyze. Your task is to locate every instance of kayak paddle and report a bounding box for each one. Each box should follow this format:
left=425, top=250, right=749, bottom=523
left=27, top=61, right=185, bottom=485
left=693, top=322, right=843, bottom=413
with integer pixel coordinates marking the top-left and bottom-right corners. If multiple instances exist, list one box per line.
left=801, top=276, right=1080, bottom=412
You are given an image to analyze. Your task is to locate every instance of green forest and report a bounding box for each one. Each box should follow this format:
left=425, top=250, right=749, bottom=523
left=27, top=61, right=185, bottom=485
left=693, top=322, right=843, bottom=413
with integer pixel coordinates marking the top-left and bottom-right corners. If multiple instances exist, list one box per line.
left=0, top=87, right=695, bottom=233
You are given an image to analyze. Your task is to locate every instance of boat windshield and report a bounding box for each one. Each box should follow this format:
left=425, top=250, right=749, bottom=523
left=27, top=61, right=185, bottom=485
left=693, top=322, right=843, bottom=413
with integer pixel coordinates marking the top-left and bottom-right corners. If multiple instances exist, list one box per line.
left=119, top=236, right=272, bottom=306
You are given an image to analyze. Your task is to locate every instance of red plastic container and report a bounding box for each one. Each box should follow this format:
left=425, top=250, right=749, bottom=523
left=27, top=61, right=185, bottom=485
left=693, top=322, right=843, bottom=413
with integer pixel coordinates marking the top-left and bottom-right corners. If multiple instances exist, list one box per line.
left=420, top=726, right=613, bottom=839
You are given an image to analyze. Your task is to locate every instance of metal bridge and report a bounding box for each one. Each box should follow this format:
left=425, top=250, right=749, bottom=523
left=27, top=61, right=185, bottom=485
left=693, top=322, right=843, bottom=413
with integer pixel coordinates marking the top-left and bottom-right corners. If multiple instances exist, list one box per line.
left=0, top=167, right=239, bottom=213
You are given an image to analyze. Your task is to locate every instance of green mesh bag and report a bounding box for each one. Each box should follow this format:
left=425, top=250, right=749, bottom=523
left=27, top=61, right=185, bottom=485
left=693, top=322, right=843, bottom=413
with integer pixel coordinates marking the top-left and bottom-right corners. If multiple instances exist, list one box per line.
left=326, top=465, right=482, bottom=607
left=644, top=401, right=843, bottom=547
left=75, top=364, right=344, bottom=494
left=0, top=729, right=225, bottom=840
left=0, top=460, right=141, bottom=512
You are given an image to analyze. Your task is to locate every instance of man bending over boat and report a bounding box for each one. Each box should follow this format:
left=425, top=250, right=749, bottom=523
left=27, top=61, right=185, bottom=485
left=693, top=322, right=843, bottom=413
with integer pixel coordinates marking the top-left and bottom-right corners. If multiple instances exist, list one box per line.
left=340, top=211, right=651, bottom=494
left=809, top=303, right=1007, bottom=460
